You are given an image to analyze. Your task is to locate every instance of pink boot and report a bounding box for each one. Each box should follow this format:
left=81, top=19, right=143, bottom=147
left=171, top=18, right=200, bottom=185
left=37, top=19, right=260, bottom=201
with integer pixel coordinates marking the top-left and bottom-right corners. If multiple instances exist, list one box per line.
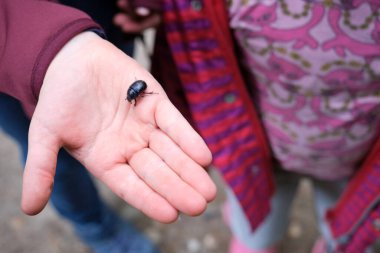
left=224, top=203, right=278, bottom=253
left=311, top=238, right=327, bottom=253
left=230, top=237, right=278, bottom=253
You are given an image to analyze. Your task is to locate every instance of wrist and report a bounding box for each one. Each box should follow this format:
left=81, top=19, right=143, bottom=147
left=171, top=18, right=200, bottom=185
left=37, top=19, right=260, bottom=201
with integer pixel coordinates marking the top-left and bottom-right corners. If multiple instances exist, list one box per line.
left=41, top=31, right=103, bottom=95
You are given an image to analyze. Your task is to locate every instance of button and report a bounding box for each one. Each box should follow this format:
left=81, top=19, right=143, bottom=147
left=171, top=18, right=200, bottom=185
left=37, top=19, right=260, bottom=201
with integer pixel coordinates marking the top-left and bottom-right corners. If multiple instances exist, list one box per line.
left=224, top=93, right=236, bottom=103
left=191, top=0, right=203, bottom=11
left=251, top=166, right=260, bottom=175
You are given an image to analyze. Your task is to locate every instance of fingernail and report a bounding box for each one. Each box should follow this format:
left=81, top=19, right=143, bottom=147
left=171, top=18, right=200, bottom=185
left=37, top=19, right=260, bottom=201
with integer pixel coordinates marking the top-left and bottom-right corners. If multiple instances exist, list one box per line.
left=135, top=7, right=151, bottom=17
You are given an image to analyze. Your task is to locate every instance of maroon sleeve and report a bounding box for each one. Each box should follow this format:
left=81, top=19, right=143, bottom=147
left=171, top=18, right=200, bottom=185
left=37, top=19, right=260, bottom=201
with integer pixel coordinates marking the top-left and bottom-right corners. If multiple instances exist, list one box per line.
left=0, top=0, right=103, bottom=116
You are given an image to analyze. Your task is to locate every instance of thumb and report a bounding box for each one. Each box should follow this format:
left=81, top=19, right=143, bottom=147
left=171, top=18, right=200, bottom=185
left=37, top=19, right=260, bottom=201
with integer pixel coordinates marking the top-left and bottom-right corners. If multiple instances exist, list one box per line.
left=21, top=122, right=60, bottom=215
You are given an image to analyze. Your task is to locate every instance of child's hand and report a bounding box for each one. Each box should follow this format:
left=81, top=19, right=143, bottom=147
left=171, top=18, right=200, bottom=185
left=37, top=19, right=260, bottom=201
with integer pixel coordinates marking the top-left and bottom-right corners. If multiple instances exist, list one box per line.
left=21, top=32, right=216, bottom=223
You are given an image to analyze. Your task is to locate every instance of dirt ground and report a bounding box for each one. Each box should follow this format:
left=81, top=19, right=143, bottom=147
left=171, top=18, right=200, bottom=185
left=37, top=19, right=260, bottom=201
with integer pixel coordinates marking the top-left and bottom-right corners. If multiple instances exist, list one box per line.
left=0, top=130, right=320, bottom=253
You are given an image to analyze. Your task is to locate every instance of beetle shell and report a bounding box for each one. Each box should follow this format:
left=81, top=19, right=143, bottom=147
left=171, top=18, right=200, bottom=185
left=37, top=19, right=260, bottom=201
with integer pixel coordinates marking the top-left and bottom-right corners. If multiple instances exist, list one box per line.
left=126, top=80, right=147, bottom=103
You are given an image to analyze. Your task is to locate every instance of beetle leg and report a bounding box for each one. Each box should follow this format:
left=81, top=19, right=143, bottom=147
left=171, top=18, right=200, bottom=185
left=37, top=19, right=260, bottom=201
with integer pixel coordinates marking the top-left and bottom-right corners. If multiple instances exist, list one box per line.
left=141, top=91, right=157, bottom=97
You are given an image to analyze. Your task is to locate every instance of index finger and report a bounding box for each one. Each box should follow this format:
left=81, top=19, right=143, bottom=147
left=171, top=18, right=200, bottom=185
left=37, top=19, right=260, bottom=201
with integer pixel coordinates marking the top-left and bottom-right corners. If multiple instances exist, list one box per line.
left=155, top=99, right=212, bottom=167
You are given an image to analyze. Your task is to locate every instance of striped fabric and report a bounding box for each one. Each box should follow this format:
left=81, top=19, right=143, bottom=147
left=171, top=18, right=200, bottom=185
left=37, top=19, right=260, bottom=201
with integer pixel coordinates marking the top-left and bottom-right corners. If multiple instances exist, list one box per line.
left=327, top=164, right=380, bottom=237
left=335, top=203, right=380, bottom=253
left=162, top=0, right=274, bottom=231
left=326, top=139, right=380, bottom=252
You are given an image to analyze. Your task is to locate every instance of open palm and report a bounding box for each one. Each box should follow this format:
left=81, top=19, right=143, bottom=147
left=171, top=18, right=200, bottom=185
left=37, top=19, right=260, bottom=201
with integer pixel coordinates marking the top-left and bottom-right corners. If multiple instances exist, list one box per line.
left=21, top=32, right=216, bottom=223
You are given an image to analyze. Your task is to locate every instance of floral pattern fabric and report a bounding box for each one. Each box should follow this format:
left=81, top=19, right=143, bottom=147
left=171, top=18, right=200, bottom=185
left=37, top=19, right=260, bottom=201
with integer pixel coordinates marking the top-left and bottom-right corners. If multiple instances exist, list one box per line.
left=228, top=0, right=380, bottom=179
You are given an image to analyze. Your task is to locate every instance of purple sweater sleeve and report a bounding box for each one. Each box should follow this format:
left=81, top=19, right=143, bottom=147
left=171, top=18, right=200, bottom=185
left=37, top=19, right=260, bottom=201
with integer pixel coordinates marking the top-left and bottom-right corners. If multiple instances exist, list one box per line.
left=0, top=0, right=103, bottom=117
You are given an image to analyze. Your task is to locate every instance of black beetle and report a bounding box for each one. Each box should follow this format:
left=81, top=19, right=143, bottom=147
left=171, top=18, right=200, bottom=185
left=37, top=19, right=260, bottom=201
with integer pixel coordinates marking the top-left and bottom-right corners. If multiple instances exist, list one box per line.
left=126, top=80, right=155, bottom=105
